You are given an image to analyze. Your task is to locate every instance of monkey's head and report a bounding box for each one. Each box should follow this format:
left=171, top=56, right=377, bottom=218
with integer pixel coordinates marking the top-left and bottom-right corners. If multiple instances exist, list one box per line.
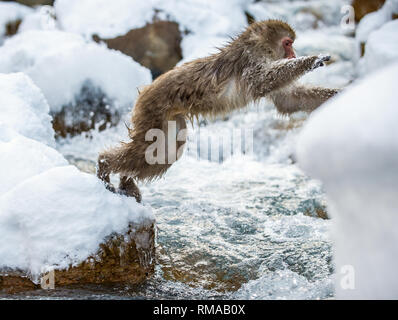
left=241, top=20, right=297, bottom=61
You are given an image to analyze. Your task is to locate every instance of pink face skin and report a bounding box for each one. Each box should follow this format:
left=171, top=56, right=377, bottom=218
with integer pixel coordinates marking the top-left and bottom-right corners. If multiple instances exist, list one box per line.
left=282, top=36, right=296, bottom=59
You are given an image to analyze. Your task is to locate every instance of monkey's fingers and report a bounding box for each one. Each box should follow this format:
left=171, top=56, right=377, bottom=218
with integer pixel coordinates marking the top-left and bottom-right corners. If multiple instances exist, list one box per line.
left=312, top=54, right=331, bottom=70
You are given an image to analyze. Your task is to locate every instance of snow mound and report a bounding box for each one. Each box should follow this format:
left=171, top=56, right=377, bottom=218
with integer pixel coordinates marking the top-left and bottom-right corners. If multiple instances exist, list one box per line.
left=0, top=165, right=153, bottom=282
left=359, top=20, right=398, bottom=76
left=0, top=30, right=152, bottom=113
left=297, top=63, right=398, bottom=299
left=0, top=73, right=54, bottom=146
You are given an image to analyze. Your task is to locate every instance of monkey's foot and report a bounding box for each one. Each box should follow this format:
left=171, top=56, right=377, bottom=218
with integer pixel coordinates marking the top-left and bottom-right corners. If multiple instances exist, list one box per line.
left=118, top=176, right=142, bottom=203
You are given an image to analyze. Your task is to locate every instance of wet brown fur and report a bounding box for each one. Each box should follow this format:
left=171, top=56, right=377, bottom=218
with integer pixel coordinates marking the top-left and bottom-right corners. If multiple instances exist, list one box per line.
left=97, top=20, right=339, bottom=202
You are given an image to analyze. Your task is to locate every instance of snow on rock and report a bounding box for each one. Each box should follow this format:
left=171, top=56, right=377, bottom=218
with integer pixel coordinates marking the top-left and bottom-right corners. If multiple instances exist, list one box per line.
left=0, top=134, right=67, bottom=196
left=0, top=73, right=54, bottom=146
left=356, top=0, right=398, bottom=43
left=0, top=2, right=33, bottom=42
left=54, top=0, right=248, bottom=62
left=358, top=20, right=398, bottom=76
left=178, top=34, right=229, bottom=65
left=300, top=61, right=355, bottom=88
left=297, top=63, right=398, bottom=299
left=0, top=165, right=153, bottom=282
left=0, top=30, right=151, bottom=114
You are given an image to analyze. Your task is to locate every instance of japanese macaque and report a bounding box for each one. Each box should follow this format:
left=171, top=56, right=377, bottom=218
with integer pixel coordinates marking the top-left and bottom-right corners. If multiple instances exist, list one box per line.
left=97, top=20, right=339, bottom=202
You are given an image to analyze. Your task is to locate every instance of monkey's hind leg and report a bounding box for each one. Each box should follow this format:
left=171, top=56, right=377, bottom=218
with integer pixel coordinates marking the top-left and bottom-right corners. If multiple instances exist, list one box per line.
left=119, top=176, right=142, bottom=203
left=97, top=153, right=117, bottom=193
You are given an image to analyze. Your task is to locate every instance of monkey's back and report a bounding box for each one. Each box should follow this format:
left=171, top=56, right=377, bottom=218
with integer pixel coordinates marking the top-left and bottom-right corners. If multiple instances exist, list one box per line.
left=131, top=54, right=246, bottom=127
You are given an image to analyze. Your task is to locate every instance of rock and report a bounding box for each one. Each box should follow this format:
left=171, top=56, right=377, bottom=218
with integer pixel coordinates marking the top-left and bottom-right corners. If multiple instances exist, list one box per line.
left=0, top=223, right=155, bottom=294
left=95, top=21, right=183, bottom=79
left=352, top=0, right=386, bottom=22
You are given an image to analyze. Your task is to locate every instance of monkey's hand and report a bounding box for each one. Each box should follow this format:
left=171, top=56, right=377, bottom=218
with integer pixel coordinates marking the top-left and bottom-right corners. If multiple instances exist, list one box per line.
left=311, top=54, right=331, bottom=70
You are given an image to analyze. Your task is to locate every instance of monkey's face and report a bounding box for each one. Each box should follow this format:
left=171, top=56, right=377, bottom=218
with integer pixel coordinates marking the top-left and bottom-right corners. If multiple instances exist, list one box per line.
left=281, top=36, right=296, bottom=59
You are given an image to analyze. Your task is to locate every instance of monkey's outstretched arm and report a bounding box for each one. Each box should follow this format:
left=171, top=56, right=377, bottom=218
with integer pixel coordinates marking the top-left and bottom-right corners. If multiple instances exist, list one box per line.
left=247, top=55, right=330, bottom=99
left=269, top=84, right=339, bottom=114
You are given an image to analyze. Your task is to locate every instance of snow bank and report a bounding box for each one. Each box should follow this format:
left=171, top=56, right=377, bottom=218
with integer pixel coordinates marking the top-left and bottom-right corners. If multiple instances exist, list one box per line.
left=0, top=2, right=32, bottom=42
left=359, top=20, right=398, bottom=76
left=0, top=30, right=152, bottom=113
left=0, top=73, right=153, bottom=282
left=356, top=0, right=398, bottom=43
left=297, top=63, right=398, bottom=299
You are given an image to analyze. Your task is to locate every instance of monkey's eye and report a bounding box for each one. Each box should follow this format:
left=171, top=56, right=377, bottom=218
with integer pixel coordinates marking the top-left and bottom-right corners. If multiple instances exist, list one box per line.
left=284, top=40, right=292, bottom=47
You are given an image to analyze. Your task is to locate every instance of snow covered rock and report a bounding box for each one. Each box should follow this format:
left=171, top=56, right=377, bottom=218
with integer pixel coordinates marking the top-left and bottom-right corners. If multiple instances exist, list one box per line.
left=297, top=63, right=398, bottom=299
left=295, top=29, right=358, bottom=63
left=358, top=19, right=398, bottom=76
left=17, top=5, right=57, bottom=33
left=0, top=30, right=152, bottom=137
left=0, top=72, right=155, bottom=293
left=95, top=21, right=183, bottom=79
left=0, top=2, right=32, bottom=43
left=0, top=166, right=154, bottom=291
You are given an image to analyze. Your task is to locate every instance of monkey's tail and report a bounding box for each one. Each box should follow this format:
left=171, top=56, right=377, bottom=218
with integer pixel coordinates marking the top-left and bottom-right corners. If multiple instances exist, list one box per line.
left=97, top=114, right=187, bottom=201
